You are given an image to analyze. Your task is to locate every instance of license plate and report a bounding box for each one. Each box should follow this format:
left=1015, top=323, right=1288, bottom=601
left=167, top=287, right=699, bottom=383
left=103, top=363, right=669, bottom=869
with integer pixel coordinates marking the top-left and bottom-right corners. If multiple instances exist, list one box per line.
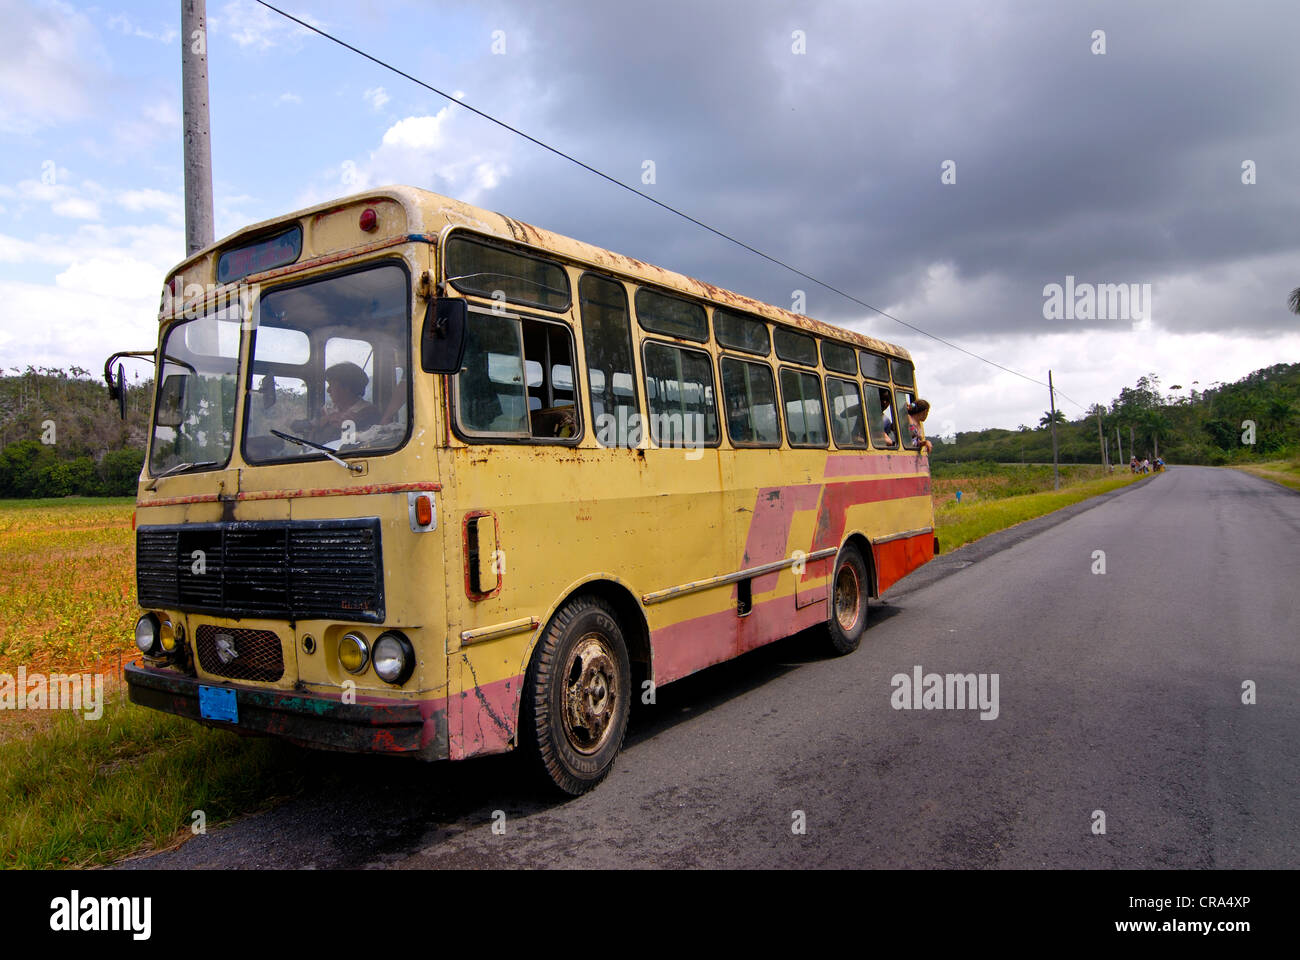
left=199, top=685, right=238, bottom=723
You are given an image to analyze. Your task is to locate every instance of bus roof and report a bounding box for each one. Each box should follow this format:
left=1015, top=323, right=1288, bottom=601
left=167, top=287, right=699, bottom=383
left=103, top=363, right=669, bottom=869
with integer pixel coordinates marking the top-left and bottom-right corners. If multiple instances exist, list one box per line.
left=169, top=185, right=912, bottom=362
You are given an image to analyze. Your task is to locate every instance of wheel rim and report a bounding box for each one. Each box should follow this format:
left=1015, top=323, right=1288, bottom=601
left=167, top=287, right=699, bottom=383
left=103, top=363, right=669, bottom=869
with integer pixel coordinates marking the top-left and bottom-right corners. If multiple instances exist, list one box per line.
left=562, top=633, right=620, bottom=755
left=834, top=561, right=861, bottom=632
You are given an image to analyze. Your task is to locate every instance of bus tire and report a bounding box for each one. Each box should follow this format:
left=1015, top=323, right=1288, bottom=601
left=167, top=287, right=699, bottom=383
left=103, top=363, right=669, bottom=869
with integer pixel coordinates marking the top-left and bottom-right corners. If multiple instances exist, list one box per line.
left=826, top=544, right=869, bottom=655
left=520, top=595, right=631, bottom=796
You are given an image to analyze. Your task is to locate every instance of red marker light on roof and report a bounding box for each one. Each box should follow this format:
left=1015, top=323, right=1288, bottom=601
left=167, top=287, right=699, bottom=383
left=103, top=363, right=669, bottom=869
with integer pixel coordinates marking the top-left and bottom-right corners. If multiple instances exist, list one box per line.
left=359, top=207, right=378, bottom=232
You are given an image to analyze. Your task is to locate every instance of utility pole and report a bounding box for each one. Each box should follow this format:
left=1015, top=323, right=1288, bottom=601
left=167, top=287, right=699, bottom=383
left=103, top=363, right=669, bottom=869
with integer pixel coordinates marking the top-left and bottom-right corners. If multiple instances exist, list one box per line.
left=1048, top=370, right=1060, bottom=490
left=1096, top=408, right=1107, bottom=469
left=183, top=0, right=214, bottom=256
left=1130, top=424, right=1136, bottom=460
left=1116, top=426, right=1123, bottom=467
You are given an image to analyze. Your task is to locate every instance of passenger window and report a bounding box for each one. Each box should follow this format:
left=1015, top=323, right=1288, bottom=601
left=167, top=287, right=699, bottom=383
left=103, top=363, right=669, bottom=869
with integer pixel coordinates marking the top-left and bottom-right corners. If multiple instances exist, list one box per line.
left=860, top=350, right=891, bottom=383
left=635, top=288, right=708, bottom=342
left=456, top=311, right=580, bottom=440
left=642, top=341, right=719, bottom=447
left=779, top=368, right=827, bottom=447
left=720, top=357, right=780, bottom=446
left=896, top=389, right=921, bottom=449
left=825, top=377, right=869, bottom=449
left=444, top=235, right=571, bottom=312
left=713, top=309, right=771, bottom=356
left=774, top=328, right=818, bottom=366
left=865, top=385, right=898, bottom=448
left=579, top=274, right=640, bottom=447
left=891, top=358, right=915, bottom=389
left=821, top=341, right=857, bottom=376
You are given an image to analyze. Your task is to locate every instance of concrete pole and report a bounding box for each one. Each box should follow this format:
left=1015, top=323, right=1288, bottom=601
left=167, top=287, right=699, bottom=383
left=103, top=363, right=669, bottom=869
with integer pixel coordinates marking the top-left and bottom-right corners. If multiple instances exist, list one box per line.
left=1116, top=427, right=1123, bottom=467
left=1097, top=409, right=1106, bottom=468
left=1048, top=370, right=1060, bottom=490
left=183, top=0, right=215, bottom=256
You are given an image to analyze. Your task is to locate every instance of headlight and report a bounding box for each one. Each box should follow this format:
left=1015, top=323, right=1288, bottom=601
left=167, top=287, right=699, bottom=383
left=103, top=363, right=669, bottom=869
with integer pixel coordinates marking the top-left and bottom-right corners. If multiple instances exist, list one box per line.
left=135, top=613, right=162, bottom=656
left=160, top=620, right=179, bottom=653
left=373, top=631, right=415, bottom=685
left=338, top=633, right=369, bottom=674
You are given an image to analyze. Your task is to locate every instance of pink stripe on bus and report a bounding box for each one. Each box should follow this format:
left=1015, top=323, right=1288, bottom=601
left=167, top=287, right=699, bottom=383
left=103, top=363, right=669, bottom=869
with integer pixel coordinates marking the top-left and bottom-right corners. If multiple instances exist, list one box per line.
left=824, top=452, right=929, bottom=477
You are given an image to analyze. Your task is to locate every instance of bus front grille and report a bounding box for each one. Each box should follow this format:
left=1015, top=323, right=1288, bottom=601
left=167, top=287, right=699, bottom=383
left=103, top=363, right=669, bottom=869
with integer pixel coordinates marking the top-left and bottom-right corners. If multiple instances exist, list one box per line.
left=195, top=625, right=285, bottom=682
left=136, top=518, right=385, bottom=623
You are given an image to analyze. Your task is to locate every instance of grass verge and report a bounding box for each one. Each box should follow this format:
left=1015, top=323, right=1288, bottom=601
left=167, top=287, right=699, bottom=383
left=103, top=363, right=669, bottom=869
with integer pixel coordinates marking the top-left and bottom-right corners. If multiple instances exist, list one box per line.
left=934, top=470, right=1147, bottom=552
left=1229, top=458, right=1300, bottom=492
left=0, top=684, right=302, bottom=869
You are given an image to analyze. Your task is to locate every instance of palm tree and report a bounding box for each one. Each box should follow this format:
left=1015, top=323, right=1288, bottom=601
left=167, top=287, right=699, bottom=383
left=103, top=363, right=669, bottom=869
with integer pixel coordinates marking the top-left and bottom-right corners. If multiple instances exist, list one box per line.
left=1289, top=287, right=1300, bottom=314
left=1039, top=410, right=1066, bottom=427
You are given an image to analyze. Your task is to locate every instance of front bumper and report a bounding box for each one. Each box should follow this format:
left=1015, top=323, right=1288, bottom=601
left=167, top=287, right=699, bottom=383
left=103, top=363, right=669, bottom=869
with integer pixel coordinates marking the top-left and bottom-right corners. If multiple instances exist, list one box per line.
left=125, top=662, right=448, bottom=760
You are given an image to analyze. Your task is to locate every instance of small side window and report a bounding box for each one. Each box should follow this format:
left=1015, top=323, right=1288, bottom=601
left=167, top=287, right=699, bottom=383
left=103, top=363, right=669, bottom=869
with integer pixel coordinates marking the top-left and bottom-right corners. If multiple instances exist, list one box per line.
left=635, top=288, right=708, bottom=342
left=891, top=358, right=915, bottom=389
left=445, top=235, right=571, bottom=312
left=774, top=328, right=817, bottom=366
left=713, top=308, right=771, bottom=356
left=860, top=350, right=890, bottom=382
left=821, top=341, right=857, bottom=376
left=779, top=367, right=827, bottom=447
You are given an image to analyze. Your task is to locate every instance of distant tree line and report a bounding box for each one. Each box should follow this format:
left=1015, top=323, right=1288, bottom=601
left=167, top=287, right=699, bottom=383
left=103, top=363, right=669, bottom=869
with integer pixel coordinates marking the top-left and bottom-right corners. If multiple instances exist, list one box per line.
left=931, top=363, right=1300, bottom=465
left=0, top=366, right=152, bottom=497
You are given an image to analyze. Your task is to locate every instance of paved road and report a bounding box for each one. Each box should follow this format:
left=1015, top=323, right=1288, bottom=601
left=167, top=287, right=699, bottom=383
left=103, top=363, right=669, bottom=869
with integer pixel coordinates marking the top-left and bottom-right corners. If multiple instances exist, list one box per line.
left=121, top=466, right=1299, bottom=869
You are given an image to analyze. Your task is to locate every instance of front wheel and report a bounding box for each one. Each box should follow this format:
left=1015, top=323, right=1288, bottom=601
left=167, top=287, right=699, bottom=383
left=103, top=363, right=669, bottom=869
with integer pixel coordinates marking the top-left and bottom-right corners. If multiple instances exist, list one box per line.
left=826, top=544, right=869, bottom=655
left=520, top=595, right=631, bottom=796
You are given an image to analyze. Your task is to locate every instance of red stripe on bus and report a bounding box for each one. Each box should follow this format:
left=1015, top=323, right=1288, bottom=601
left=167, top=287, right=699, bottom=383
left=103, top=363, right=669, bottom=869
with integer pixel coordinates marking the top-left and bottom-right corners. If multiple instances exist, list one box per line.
left=652, top=590, right=828, bottom=686
left=137, top=481, right=442, bottom=508
left=811, top=476, right=932, bottom=553
left=873, top=531, right=935, bottom=594
left=446, top=672, right=521, bottom=760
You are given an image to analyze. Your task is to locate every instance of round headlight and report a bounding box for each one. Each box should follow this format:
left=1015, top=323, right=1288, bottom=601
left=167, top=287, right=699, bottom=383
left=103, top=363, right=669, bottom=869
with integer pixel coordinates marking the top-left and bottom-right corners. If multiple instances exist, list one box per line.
left=338, top=633, right=369, bottom=674
left=135, top=613, right=161, bottom=655
left=373, top=631, right=415, bottom=685
left=160, top=620, right=178, bottom=653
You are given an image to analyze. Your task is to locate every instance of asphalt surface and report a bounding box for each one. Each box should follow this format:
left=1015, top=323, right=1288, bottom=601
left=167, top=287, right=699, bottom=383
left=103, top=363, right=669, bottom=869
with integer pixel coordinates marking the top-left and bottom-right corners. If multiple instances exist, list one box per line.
left=118, top=466, right=1299, bottom=869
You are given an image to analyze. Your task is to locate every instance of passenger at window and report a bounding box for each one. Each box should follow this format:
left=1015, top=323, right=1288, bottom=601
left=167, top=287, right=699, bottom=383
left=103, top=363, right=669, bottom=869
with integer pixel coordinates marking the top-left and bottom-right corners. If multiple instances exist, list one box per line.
left=907, top=398, right=933, bottom=455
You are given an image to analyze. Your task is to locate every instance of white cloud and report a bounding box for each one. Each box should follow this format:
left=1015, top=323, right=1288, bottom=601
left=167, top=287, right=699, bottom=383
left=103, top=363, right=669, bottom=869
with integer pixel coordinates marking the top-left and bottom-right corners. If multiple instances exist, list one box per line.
left=276, top=92, right=302, bottom=105
left=364, top=86, right=390, bottom=111
left=214, top=0, right=320, bottom=51
left=0, top=0, right=108, bottom=134
left=106, top=13, right=179, bottom=45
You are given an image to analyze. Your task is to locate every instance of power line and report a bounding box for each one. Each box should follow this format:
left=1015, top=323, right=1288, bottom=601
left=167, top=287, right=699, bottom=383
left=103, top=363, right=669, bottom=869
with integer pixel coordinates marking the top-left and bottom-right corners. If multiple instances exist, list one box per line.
left=252, top=0, right=1088, bottom=409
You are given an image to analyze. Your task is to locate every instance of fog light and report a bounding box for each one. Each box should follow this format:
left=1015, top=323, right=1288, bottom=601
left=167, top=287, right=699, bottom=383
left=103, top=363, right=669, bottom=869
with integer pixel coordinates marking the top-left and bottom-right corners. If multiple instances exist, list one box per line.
left=135, top=614, right=161, bottom=656
left=338, top=633, right=369, bottom=674
left=373, top=631, right=415, bottom=685
left=160, top=620, right=178, bottom=653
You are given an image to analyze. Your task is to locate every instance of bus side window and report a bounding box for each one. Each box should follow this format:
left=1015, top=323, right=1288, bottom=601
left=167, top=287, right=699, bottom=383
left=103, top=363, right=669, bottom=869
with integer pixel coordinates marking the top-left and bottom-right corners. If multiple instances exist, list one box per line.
left=865, top=385, right=897, bottom=448
left=579, top=274, right=639, bottom=447
left=642, top=341, right=719, bottom=447
left=826, top=376, right=868, bottom=449
left=779, top=367, right=827, bottom=447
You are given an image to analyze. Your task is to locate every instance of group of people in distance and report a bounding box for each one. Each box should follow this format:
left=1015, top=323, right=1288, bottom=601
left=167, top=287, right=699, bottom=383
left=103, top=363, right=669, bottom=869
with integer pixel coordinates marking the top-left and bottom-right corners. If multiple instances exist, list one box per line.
left=1129, top=455, right=1164, bottom=474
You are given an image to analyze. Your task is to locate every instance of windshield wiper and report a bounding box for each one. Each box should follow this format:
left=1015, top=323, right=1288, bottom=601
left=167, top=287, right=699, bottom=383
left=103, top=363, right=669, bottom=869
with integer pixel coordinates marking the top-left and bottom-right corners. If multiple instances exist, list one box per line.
left=271, top=430, right=364, bottom=473
left=145, top=460, right=218, bottom=489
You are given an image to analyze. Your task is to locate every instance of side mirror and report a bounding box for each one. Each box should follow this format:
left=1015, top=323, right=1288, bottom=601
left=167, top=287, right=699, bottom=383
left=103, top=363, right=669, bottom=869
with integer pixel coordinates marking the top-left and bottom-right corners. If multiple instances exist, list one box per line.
left=115, top=364, right=126, bottom=420
left=421, top=298, right=468, bottom=374
left=156, top=373, right=187, bottom=427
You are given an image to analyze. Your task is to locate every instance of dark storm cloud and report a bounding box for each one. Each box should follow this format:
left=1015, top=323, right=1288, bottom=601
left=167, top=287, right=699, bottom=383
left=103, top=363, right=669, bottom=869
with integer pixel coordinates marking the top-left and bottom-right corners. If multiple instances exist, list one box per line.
left=447, top=0, right=1300, bottom=341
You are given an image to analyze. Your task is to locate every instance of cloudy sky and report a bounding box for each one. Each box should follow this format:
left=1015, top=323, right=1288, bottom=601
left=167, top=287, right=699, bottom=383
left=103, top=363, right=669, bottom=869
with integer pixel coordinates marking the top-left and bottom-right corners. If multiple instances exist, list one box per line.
left=2, top=0, right=1297, bottom=434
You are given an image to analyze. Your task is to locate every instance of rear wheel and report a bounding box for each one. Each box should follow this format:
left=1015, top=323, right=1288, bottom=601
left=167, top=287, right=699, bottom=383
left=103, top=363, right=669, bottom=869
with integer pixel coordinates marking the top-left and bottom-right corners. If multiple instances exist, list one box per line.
left=520, top=595, right=631, bottom=796
left=826, top=544, right=869, bottom=655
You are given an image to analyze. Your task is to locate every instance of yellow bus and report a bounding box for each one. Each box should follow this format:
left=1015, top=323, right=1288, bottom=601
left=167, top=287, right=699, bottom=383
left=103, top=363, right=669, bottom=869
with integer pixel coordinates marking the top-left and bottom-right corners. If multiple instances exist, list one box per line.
left=114, top=186, right=936, bottom=794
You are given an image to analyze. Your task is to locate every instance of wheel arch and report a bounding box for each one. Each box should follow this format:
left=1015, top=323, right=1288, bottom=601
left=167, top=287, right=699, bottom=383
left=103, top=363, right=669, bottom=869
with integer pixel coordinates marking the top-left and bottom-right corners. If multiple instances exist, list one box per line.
left=841, top=531, right=879, bottom=598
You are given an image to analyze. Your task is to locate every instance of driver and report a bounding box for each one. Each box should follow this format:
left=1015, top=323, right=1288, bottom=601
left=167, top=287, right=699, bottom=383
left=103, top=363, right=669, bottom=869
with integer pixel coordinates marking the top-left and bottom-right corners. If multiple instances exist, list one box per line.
left=318, top=362, right=380, bottom=443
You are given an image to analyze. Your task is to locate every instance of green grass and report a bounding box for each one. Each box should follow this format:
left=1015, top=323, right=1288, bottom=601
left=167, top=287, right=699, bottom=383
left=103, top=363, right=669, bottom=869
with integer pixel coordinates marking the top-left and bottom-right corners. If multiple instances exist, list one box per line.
left=934, top=469, right=1147, bottom=552
left=0, top=497, right=136, bottom=508
left=0, top=687, right=301, bottom=869
left=1229, top=457, right=1300, bottom=492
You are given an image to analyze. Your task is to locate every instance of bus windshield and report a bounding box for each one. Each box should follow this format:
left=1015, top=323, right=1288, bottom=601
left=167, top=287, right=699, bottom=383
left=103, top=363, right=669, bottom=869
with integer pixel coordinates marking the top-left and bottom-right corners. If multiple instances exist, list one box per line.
left=243, top=262, right=411, bottom=463
left=149, top=311, right=240, bottom=476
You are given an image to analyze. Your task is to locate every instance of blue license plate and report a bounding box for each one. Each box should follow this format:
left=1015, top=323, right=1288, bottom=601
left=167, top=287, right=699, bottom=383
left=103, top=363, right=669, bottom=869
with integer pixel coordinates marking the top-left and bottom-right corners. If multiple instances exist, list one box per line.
left=199, top=685, right=238, bottom=723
